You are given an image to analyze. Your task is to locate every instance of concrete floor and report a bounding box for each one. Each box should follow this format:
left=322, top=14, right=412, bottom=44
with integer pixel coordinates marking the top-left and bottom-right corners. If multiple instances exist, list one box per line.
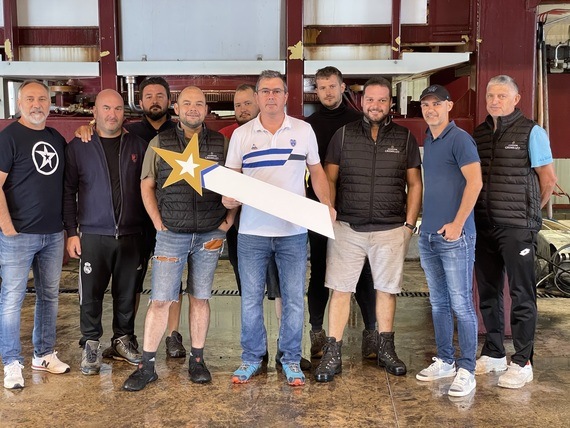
left=2, top=259, right=570, bottom=427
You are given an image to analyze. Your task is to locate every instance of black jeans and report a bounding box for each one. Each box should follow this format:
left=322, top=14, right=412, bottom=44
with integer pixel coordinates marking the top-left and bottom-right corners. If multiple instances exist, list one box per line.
left=475, top=227, right=538, bottom=366
left=307, top=230, right=377, bottom=331
left=78, top=233, right=142, bottom=346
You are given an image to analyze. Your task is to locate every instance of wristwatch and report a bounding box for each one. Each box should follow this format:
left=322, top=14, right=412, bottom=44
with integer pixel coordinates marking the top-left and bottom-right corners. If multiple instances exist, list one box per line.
left=404, top=222, right=417, bottom=233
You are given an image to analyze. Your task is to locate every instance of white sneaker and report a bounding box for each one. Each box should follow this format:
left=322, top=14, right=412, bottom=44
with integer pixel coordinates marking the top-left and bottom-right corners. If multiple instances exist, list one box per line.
left=475, top=355, right=507, bottom=375
left=448, top=368, right=476, bottom=397
left=497, top=362, right=533, bottom=389
left=32, top=351, right=71, bottom=374
left=416, top=357, right=456, bottom=381
left=4, top=361, right=25, bottom=389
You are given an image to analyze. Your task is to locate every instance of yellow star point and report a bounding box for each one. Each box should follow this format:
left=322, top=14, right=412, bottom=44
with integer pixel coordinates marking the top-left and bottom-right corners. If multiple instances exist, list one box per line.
left=152, top=133, right=217, bottom=196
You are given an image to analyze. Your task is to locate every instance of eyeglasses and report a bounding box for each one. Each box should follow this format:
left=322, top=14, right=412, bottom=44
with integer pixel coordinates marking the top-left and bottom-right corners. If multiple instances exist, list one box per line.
left=258, top=89, right=285, bottom=96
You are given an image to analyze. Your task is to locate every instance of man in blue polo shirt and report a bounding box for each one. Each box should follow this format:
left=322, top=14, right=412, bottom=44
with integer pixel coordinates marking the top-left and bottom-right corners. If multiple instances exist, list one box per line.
left=415, top=84, right=482, bottom=398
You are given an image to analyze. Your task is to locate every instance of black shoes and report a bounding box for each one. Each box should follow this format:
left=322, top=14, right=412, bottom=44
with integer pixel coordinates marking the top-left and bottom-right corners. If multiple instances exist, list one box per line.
left=377, top=331, right=407, bottom=376
left=165, top=331, right=187, bottom=358
left=314, top=337, right=342, bottom=383
left=188, top=357, right=212, bottom=384
left=362, top=329, right=378, bottom=359
left=310, top=329, right=327, bottom=359
left=123, top=364, right=158, bottom=391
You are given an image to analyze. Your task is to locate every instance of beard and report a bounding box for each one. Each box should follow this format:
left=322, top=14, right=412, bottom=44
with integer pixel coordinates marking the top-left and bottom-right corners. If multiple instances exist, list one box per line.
left=144, top=105, right=168, bottom=121
left=21, top=109, right=47, bottom=126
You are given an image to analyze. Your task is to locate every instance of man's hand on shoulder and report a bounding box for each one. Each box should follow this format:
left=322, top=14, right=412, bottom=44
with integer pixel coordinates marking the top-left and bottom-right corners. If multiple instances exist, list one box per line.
left=74, top=124, right=94, bottom=143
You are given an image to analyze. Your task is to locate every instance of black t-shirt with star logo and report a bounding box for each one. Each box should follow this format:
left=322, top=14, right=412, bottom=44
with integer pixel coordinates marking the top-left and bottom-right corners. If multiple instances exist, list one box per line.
left=0, top=121, right=66, bottom=233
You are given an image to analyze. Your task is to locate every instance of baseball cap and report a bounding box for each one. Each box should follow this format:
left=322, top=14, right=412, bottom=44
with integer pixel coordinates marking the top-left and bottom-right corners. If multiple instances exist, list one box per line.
left=420, top=84, right=451, bottom=101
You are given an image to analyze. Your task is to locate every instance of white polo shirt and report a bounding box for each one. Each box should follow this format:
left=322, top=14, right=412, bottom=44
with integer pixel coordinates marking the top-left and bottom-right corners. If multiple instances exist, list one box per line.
left=225, top=114, right=320, bottom=237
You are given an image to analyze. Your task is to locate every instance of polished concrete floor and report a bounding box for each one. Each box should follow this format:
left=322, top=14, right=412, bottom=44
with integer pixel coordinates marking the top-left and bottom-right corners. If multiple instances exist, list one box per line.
left=2, top=259, right=570, bottom=427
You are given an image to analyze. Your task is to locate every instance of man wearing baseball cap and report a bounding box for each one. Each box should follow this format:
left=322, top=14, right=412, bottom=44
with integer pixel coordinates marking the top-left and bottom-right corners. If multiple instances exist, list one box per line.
left=415, top=84, right=482, bottom=397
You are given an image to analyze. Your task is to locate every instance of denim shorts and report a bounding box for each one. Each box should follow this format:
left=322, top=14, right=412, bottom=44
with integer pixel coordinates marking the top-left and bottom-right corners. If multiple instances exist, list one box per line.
left=150, top=229, right=225, bottom=301
left=325, top=221, right=411, bottom=293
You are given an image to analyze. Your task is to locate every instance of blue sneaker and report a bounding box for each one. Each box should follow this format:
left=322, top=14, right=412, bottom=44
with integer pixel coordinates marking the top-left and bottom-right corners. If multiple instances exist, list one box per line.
left=282, top=362, right=305, bottom=386
left=232, top=363, right=262, bottom=384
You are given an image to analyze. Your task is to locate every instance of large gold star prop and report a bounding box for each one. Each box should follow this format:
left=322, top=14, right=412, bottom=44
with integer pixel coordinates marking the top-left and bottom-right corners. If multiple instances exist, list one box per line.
left=152, top=133, right=217, bottom=196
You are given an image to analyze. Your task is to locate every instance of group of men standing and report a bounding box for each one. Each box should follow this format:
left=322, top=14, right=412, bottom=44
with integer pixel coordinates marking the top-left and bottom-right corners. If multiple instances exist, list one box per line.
left=0, top=68, right=556, bottom=397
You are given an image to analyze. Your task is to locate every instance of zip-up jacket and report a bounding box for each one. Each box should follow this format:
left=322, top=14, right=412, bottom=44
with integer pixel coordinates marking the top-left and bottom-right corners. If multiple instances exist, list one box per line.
left=473, top=108, right=541, bottom=231
left=155, top=125, right=226, bottom=233
left=336, top=119, right=410, bottom=225
left=63, top=131, right=147, bottom=237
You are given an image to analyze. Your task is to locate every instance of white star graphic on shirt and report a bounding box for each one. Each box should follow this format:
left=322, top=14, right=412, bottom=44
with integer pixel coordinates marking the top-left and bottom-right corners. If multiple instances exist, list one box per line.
left=176, top=154, right=200, bottom=177
left=36, top=145, right=56, bottom=169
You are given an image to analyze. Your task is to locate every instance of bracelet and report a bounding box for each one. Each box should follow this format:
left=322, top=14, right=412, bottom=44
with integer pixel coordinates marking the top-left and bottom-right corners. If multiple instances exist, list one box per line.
left=404, top=222, right=417, bottom=233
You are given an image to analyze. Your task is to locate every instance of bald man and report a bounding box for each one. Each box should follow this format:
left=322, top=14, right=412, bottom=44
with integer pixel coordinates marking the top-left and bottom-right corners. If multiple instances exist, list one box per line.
left=64, top=89, right=148, bottom=375
left=123, top=86, right=234, bottom=391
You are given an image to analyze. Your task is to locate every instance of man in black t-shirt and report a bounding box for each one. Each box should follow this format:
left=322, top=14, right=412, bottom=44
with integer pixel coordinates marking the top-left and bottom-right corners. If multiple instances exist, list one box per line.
left=0, top=80, right=70, bottom=390
left=64, top=89, right=147, bottom=376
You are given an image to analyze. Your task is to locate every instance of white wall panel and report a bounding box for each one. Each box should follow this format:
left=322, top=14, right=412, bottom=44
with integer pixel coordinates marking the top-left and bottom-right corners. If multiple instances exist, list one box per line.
left=16, top=0, right=98, bottom=26
left=120, top=0, right=284, bottom=61
left=304, top=0, right=427, bottom=25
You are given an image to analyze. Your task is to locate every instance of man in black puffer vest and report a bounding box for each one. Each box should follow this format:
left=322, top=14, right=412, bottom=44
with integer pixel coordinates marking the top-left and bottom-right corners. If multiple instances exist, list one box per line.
left=473, top=75, right=557, bottom=389
left=314, top=77, right=422, bottom=382
left=123, top=86, right=234, bottom=391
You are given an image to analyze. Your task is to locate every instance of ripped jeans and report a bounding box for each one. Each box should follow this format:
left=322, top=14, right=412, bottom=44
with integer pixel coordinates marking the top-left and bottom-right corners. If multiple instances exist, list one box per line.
left=149, top=229, right=225, bottom=301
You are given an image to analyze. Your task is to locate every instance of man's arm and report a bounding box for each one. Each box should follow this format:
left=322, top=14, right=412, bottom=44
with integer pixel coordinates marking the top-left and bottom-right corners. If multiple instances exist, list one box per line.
left=534, top=163, right=557, bottom=208
left=63, top=146, right=82, bottom=257
left=141, top=177, right=165, bottom=231
left=324, top=163, right=339, bottom=208
left=308, top=162, right=336, bottom=222
left=405, top=167, right=422, bottom=231
left=437, top=162, right=482, bottom=240
left=0, top=171, right=17, bottom=236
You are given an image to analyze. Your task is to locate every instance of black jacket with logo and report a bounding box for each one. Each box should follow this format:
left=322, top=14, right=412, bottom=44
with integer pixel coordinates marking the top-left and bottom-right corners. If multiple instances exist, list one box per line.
left=473, top=108, right=541, bottom=231
left=63, top=131, right=147, bottom=237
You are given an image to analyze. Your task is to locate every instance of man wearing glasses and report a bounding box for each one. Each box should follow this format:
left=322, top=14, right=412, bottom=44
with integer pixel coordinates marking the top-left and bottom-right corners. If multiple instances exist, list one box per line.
left=223, top=70, right=334, bottom=387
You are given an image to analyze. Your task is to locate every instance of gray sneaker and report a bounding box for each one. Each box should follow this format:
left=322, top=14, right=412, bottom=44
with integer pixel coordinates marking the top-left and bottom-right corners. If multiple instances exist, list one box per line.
left=81, top=340, right=101, bottom=375
left=111, top=335, right=142, bottom=366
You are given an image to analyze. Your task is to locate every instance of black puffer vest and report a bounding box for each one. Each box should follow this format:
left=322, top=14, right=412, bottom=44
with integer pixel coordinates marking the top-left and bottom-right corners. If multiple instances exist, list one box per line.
left=155, top=125, right=226, bottom=233
left=336, top=119, right=409, bottom=225
left=473, top=109, right=541, bottom=230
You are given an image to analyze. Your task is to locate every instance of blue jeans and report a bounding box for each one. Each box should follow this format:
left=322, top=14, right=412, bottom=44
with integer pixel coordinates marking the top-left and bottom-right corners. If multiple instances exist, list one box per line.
left=238, top=233, right=307, bottom=365
left=0, top=231, right=64, bottom=364
left=150, top=229, right=226, bottom=301
left=419, top=232, right=478, bottom=372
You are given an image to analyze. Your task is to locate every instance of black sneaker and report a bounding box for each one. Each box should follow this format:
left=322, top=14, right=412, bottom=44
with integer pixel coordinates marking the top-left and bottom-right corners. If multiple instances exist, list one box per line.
left=165, top=331, right=186, bottom=358
left=123, top=364, right=158, bottom=391
left=188, top=357, right=212, bottom=384
left=362, top=329, right=378, bottom=359
left=314, top=337, right=342, bottom=383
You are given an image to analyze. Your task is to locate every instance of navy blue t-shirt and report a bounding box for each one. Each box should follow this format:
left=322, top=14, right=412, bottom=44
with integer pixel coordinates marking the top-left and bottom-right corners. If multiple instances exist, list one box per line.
left=421, top=121, right=480, bottom=235
left=0, top=121, right=66, bottom=233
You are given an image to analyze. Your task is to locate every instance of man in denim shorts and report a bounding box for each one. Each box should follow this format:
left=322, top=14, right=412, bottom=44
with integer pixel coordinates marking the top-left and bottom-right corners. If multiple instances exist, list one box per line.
left=123, top=86, right=234, bottom=391
left=315, top=77, right=422, bottom=382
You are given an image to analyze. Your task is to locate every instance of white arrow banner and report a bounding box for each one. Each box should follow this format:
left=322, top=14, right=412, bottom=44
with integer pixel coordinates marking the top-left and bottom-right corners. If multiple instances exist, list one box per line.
left=202, top=164, right=334, bottom=239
